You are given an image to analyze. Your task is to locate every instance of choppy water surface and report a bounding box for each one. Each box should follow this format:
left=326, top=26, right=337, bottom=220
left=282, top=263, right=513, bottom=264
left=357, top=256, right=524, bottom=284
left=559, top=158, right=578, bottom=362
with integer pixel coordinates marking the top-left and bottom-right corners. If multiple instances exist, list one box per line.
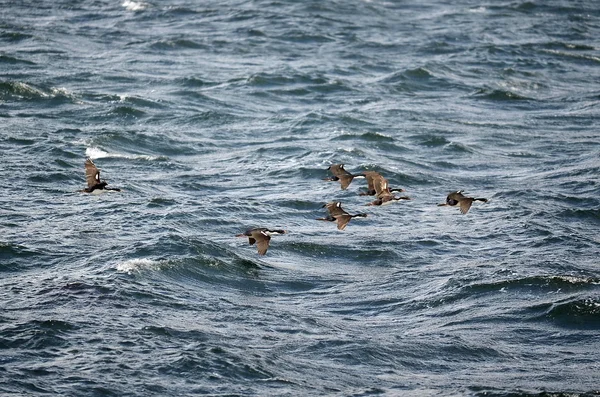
left=1, top=0, right=599, bottom=395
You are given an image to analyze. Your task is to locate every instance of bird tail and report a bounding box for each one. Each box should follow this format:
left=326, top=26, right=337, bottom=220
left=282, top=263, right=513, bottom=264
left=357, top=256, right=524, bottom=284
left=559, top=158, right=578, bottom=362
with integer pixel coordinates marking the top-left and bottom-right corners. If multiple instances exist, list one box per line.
left=474, top=198, right=488, bottom=203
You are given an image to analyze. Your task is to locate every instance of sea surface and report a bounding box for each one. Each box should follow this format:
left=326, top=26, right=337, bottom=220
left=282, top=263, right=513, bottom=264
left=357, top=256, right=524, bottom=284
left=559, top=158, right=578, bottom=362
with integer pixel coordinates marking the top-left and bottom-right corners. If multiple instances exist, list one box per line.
left=1, top=0, right=599, bottom=395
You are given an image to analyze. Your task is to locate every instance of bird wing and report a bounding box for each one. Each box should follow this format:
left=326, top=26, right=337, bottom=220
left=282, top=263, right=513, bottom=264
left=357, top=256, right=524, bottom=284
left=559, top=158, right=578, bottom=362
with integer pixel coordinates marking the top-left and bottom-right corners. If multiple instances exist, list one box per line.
left=459, top=198, right=474, bottom=214
left=372, top=174, right=391, bottom=197
left=248, top=237, right=256, bottom=245
left=363, top=171, right=380, bottom=191
left=84, top=159, right=100, bottom=187
left=335, top=214, right=352, bottom=230
left=254, top=232, right=271, bottom=255
left=338, top=175, right=355, bottom=190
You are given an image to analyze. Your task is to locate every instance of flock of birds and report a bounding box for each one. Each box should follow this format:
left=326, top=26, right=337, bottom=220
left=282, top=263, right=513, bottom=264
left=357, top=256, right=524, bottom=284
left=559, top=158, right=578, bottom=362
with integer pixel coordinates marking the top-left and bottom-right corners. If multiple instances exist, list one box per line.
left=80, top=159, right=488, bottom=256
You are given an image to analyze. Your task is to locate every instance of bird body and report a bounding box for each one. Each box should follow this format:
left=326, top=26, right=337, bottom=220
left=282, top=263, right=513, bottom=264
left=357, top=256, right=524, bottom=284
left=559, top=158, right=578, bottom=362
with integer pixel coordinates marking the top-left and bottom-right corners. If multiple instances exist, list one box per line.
left=80, top=158, right=121, bottom=193
left=361, top=171, right=405, bottom=196
left=323, top=164, right=365, bottom=190
left=438, top=190, right=488, bottom=214
left=366, top=172, right=410, bottom=206
left=236, top=228, right=286, bottom=255
left=317, top=201, right=367, bottom=230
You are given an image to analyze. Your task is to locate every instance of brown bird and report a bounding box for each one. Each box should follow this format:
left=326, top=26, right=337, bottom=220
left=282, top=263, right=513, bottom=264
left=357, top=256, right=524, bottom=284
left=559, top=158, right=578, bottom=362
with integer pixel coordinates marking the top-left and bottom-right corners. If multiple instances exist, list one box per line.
left=236, top=228, right=286, bottom=255
left=366, top=172, right=411, bottom=206
left=361, top=170, right=406, bottom=196
left=80, top=158, right=121, bottom=193
left=438, top=190, right=488, bottom=214
left=316, top=201, right=367, bottom=230
left=323, top=164, right=365, bottom=190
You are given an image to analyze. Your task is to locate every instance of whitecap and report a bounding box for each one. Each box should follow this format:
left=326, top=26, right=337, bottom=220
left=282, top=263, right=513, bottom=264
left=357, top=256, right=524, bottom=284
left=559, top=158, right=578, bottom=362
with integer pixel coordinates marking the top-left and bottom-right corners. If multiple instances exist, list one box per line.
left=116, top=258, right=162, bottom=274
left=85, top=146, right=165, bottom=161
left=122, top=0, right=148, bottom=11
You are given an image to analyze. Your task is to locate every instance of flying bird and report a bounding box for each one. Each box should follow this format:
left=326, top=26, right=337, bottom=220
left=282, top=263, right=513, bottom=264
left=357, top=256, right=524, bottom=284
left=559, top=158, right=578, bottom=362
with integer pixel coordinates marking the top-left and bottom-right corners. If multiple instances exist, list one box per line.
left=316, top=201, right=367, bottom=230
left=438, top=190, right=488, bottom=214
left=360, top=171, right=405, bottom=196
left=236, top=228, right=286, bottom=255
left=80, top=158, right=121, bottom=193
left=323, top=164, right=365, bottom=190
left=366, top=172, right=411, bottom=206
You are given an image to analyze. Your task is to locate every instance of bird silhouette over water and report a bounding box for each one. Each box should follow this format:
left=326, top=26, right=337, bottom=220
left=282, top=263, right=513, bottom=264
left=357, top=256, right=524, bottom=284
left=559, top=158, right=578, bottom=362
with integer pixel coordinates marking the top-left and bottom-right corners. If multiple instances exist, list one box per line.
left=80, top=158, right=121, bottom=193
left=316, top=201, right=367, bottom=230
left=323, top=164, right=365, bottom=190
left=366, top=172, right=411, bottom=206
left=438, top=190, right=488, bottom=214
left=236, top=228, right=286, bottom=255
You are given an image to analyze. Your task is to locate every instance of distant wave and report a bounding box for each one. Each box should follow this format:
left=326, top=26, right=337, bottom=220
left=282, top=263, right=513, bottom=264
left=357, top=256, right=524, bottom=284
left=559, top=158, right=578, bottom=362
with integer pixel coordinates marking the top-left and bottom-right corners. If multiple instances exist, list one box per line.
left=471, top=87, right=533, bottom=101
left=122, top=0, right=148, bottom=11
left=85, top=147, right=166, bottom=161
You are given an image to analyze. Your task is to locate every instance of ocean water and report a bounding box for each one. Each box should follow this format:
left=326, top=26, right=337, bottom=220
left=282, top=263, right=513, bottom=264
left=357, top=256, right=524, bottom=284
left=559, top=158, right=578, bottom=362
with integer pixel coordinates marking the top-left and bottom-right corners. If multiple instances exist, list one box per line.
left=1, top=0, right=599, bottom=395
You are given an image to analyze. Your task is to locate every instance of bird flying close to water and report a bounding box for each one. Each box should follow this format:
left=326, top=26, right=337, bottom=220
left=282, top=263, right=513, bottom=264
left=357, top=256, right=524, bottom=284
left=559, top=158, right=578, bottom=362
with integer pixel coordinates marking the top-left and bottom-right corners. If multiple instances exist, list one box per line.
left=80, top=158, right=121, bottom=193
left=360, top=171, right=405, bottom=197
left=323, top=164, right=365, bottom=190
left=438, top=190, right=488, bottom=214
left=316, top=201, right=367, bottom=230
left=366, top=172, right=411, bottom=206
left=236, top=228, right=286, bottom=255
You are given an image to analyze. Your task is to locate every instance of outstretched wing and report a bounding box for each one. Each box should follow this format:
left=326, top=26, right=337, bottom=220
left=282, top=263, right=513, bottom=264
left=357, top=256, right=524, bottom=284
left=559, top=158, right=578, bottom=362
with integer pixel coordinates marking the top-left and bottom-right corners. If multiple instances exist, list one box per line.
left=459, top=198, right=474, bottom=214
left=84, top=158, right=100, bottom=187
left=255, top=233, right=271, bottom=255
left=363, top=171, right=380, bottom=192
left=338, top=175, right=355, bottom=190
left=335, top=215, right=352, bottom=230
left=372, top=174, right=391, bottom=198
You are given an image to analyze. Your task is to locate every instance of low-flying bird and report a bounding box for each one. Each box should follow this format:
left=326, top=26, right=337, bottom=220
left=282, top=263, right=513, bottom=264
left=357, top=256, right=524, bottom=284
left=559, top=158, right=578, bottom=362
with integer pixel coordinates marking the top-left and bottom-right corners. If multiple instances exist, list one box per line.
left=360, top=171, right=405, bottom=196
left=316, top=201, right=367, bottom=230
left=236, top=228, right=286, bottom=255
left=80, top=158, right=121, bottom=193
left=438, top=190, right=488, bottom=214
left=323, top=164, right=365, bottom=190
left=366, top=172, right=411, bottom=206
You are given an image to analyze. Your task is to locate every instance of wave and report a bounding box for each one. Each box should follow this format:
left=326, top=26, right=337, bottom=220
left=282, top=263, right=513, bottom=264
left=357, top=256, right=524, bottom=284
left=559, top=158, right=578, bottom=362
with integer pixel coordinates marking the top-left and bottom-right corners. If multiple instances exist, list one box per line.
left=334, top=131, right=395, bottom=143
left=471, top=87, right=533, bottom=101
left=378, top=67, right=457, bottom=93
left=85, top=147, right=166, bottom=161
left=122, top=0, right=148, bottom=11
left=0, top=81, right=77, bottom=102
left=545, top=297, right=600, bottom=329
left=0, top=242, right=42, bottom=272
left=149, top=39, right=208, bottom=51
left=246, top=71, right=352, bottom=95
left=115, top=258, right=168, bottom=274
left=0, top=31, right=33, bottom=42
left=0, top=319, right=76, bottom=350
left=0, top=55, right=35, bottom=65
left=470, top=386, right=600, bottom=397
left=463, top=275, right=600, bottom=295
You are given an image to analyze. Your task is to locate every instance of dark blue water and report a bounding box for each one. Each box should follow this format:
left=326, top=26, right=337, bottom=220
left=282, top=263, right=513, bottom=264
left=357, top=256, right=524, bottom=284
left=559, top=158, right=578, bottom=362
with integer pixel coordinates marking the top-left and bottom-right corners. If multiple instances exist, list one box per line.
left=1, top=0, right=600, bottom=395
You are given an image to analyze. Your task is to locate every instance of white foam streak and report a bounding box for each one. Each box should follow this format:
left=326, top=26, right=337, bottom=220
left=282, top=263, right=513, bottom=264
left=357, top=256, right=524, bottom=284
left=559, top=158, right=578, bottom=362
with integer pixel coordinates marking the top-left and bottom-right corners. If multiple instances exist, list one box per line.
left=85, top=147, right=163, bottom=161
left=122, top=0, right=148, bottom=11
